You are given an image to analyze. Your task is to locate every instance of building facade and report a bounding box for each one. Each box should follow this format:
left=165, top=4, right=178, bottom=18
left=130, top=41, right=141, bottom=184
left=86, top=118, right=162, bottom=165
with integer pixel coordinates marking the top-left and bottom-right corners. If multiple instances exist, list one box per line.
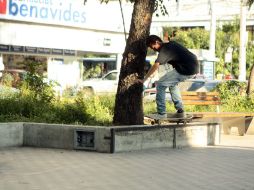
left=1, top=0, right=254, bottom=89
left=0, top=0, right=132, bottom=89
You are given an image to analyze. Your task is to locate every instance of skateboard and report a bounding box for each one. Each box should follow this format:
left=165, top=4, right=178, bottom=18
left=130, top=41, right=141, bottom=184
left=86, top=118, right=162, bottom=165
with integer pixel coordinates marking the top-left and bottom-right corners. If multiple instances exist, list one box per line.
left=144, top=113, right=193, bottom=125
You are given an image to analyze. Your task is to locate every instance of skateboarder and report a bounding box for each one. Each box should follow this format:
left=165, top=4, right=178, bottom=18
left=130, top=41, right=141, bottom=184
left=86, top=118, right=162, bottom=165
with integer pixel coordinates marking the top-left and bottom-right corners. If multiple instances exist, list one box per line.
left=138, top=35, right=199, bottom=118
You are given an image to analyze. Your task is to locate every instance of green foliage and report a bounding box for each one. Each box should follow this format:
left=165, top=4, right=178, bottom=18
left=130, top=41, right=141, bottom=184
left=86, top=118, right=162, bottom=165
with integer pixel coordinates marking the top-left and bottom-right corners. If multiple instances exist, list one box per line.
left=246, top=42, right=254, bottom=76
left=51, top=98, right=90, bottom=124
left=214, top=80, right=254, bottom=112
left=62, top=86, right=77, bottom=98
left=0, top=73, right=14, bottom=87
left=163, top=20, right=254, bottom=79
left=215, top=19, right=241, bottom=77
left=20, top=58, right=56, bottom=103
left=0, top=85, right=19, bottom=99
left=1, top=55, right=254, bottom=125
left=97, top=95, right=115, bottom=115
left=214, top=18, right=254, bottom=78
left=154, top=0, right=168, bottom=16
left=82, top=96, right=113, bottom=125
left=83, top=65, right=102, bottom=80
left=163, top=27, right=210, bottom=49
left=173, top=31, right=195, bottom=48
left=0, top=92, right=115, bottom=125
left=1, top=89, right=254, bottom=125
left=143, top=101, right=157, bottom=114
left=215, top=80, right=247, bottom=99
left=177, top=28, right=209, bottom=49
left=0, top=94, right=51, bottom=120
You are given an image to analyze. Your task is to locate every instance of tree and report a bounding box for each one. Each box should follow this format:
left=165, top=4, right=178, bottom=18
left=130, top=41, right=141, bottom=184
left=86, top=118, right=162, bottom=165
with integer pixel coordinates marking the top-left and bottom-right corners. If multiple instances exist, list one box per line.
left=84, top=0, right=170, bottom=125
left=215, top=19, right=241, bottom=78
left=111, top=0, right=171, bottom=125
left=247, top=0, right=254, bottom=6
left=87, top=0, right=254, bottom=124
left=112, top=0, right=254, bottom=123
left=246, top=0, right=254, bottom=95
left=112, top=0, right=156, bottom=125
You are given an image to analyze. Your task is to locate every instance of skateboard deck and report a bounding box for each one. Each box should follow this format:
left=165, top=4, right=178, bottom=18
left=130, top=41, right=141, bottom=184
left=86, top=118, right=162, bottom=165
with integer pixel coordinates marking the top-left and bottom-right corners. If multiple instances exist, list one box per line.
left=144, top=113, right=193, bottom=125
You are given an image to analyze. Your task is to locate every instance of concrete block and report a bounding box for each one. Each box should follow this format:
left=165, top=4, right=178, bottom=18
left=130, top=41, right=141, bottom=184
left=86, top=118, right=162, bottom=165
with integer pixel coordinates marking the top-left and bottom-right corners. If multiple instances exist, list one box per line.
left=23, top=123, right=76, bottom=149
left=221, top=117, right=245, bottom=136
left=95, top=127, right=112, bottom=153
left=246, top=117, right=254, bottom=135
left=175, top=123, right=220, bottom=148
left=73, top=126, right=112, bottom=153
left=0, top=122, right=220, bottom=153
left=113, top=125, right=174, bottom=153
left=0, top=122, right=23, bottom=147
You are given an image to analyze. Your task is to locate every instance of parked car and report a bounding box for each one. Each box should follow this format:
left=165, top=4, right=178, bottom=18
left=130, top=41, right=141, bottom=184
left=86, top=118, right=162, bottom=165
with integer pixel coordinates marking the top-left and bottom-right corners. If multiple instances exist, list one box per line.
left=77, top=70, right=119, bottom=94
left=179, top=79, right=221, bottom=92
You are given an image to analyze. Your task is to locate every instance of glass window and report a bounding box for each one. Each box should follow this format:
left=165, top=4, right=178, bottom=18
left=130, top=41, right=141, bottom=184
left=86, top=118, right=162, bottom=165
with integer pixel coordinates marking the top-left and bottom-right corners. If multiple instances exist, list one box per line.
left=104, top=72, right=117, bottom=80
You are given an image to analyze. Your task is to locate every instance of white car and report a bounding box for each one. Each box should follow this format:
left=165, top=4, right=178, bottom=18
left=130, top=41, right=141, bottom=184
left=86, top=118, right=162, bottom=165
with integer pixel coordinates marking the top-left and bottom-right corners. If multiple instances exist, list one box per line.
left=78, top=70, right=119, bottom=94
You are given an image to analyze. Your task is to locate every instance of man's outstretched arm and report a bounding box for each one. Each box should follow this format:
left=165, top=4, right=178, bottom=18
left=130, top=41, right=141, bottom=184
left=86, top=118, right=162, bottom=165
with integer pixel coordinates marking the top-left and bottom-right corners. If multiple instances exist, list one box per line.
left=138, top=62, right=160, bottom=84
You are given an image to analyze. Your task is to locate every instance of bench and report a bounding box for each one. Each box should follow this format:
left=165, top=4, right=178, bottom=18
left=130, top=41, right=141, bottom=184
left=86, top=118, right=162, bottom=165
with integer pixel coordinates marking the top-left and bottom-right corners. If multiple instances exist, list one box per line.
left=144, top=90, right=221, bottom=111
left=144, top=89, right=254, bottom=136
left=181, top=91, right=254, bottom=136
left=181, top=91, right=221, bottom=112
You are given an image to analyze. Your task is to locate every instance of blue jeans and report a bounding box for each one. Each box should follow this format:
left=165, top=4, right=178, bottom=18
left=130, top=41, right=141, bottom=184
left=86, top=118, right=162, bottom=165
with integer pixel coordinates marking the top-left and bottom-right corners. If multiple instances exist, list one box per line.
left=156, top=69, right=194, bottom=114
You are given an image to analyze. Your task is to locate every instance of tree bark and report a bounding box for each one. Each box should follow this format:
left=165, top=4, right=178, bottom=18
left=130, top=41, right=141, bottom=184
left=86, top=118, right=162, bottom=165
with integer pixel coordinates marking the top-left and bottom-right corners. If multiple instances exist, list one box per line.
left=113, top=0, right=155, bottom=125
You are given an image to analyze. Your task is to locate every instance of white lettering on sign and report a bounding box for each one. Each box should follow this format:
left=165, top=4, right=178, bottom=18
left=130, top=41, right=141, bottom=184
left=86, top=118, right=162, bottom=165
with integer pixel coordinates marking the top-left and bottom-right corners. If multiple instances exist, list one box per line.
left=1, top=0, right=87, bottom=27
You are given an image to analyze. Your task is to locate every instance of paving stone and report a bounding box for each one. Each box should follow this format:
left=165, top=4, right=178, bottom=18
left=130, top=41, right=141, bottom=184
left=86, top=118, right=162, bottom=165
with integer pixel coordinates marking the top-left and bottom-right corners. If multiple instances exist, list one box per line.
left=0, top=135, right=254, bottom=190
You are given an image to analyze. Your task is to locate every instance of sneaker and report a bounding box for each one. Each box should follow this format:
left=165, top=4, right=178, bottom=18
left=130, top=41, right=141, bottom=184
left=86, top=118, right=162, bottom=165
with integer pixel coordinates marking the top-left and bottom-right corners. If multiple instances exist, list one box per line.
left=152, top=113, right=167, bottom=119
left=175, top=109, right=186, bottom=118
left=177, top=108, right=184, bottom=113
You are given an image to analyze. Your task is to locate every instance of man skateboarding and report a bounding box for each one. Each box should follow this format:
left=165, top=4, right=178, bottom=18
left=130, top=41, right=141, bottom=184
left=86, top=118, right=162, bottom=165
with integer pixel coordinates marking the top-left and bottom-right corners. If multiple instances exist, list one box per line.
left=138, top=35, right=199, bottom=119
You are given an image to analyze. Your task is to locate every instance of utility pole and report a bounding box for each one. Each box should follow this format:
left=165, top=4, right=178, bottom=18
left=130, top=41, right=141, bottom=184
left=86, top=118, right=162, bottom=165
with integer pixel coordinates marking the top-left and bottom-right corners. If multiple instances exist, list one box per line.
left=209, top=0, right=216, bottom=58
left=239, top=0, right=247, bottom=81
left=176, top=0, right=181, bottom=16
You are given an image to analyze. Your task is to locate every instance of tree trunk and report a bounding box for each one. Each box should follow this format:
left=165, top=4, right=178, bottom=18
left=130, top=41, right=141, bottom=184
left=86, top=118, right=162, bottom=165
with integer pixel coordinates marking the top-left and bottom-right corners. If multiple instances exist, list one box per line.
left=113, top=0, right=155, bottom=125
left=247, top=0, right=254, bottom=95
left=247, top=64, right=254, bottom=95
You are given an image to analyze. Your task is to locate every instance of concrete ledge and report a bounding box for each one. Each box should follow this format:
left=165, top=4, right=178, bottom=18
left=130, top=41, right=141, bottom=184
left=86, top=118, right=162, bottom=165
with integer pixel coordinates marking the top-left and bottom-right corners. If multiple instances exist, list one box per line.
left=112, top=122, right=220, bottom=152
left=175, top=123, right=220, bottom=148
left=23, top=123, right=77, bottom=149
left=0, top=122, right=23, bottom=147
left=113, top=126, right=174, bottom=152
left=74, top=126, right=111, bottom=153
left=0, top=122, right=220, bottom=153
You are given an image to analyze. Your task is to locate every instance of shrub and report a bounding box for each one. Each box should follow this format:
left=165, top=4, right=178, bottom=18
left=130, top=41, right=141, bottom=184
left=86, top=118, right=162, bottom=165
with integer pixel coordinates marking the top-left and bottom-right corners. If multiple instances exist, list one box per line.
left=0, top=73, right=14, bottom=87
left=215, top=80, right=252, bottom=112
left=1, top=79, right=254, bottom=125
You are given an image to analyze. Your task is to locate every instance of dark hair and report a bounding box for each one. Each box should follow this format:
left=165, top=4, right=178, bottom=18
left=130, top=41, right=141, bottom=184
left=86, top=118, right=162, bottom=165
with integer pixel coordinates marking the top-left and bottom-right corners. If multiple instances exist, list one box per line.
left=146, top=35, right=162, bottom=46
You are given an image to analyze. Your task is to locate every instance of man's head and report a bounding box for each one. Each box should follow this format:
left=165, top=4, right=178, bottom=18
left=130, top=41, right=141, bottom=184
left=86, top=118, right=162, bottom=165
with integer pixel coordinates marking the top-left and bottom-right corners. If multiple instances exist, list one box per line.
left=146, top=35, right=163, bottom=51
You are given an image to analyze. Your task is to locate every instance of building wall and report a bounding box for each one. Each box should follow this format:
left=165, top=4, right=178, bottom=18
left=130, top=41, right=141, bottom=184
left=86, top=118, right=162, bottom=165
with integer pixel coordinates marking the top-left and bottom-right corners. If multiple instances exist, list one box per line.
left=151, top=0, right=254, bottom=34
left=0, top=0, right=132, bottom=89
left=1, top=0, right=254, bottom=88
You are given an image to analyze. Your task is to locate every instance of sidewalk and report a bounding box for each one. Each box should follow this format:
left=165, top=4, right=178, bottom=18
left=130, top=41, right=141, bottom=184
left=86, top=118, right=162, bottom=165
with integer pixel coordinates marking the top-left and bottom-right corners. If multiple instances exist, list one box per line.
left=0, top=134, right=254, bottom=190
left=220, top=134, right=254, bottom=148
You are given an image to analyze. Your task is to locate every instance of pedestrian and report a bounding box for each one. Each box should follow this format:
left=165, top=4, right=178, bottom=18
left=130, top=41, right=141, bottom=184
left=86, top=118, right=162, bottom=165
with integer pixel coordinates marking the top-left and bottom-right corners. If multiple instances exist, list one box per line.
left=139, top=35, right=199, bottom=118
